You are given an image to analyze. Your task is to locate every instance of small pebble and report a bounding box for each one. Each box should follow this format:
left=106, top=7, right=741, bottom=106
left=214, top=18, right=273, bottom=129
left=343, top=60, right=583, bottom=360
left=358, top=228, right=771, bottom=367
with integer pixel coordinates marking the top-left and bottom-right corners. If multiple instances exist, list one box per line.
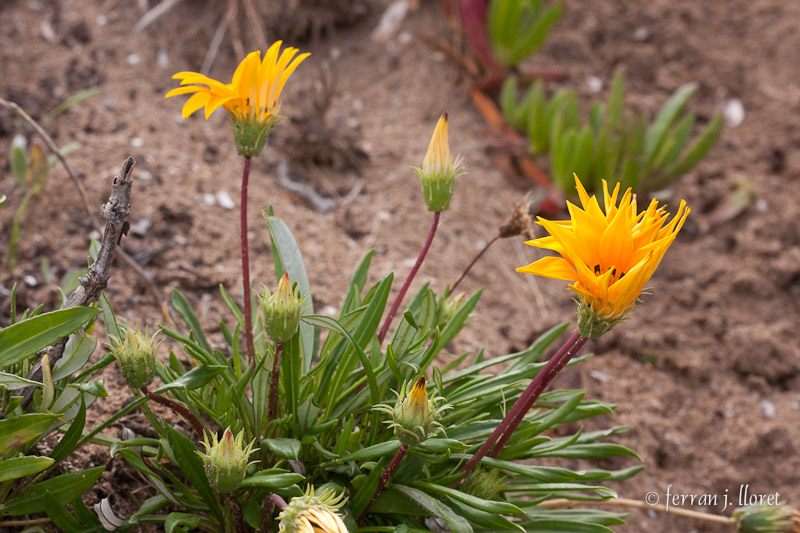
left=216, top=190, right=236, bottom=210
left=724, top=98, right=745, bottom=127
left=203, top=193, right=215, bottom=206
left=790, top=401, right=799, bottom=410
left=589, top=370, right=612, bottom=383
left=587, top=75, right=603, bottom=93
left=322, top=305, right=338, bottom=316
left=40, top=20, right=55, bottom=42
left=126, top=53, right=140, bottom=66
left=157, top=49, right=168, bottom=68
left=130, top=137, right=144, bottom=148
left=12, top=134, right=27, bottom=150
left=352, top=99, right=364, bottom=112
left=760, top=399, right=776, bottom=420
left=96, top=14, right=107, bottom=26
left=24, top=275, right=38, bottom=287
left=129, top=218, right=152, bottom=237
left=137, top=170, right=152, bottom=181
left=634, top=26, right=650, bottom=41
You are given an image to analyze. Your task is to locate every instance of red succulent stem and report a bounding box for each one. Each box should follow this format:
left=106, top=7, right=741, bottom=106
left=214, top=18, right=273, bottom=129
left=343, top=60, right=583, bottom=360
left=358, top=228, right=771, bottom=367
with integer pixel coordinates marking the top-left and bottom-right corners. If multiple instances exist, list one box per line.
left=240, top=156, right=256, bottom=364
left=450, top=232, right=500, bottom=293
left=458, top=330, right=585, bottom=478
left=226, top=492, right=246, bottom=533
left=266, top=342, right=283, bottom=426
left=378, top=211, right=441, bottom=343
left=489, top=334, right=589, bottom=457
left=358, top=444, right=410, bottom=522
left=141, top=386, right=205, bottom=439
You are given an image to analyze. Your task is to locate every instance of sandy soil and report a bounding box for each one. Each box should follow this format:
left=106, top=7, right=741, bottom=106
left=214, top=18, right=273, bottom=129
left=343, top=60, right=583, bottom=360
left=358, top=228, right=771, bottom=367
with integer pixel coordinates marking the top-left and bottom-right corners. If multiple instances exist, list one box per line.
left=2, top=0, right=799, bottom=531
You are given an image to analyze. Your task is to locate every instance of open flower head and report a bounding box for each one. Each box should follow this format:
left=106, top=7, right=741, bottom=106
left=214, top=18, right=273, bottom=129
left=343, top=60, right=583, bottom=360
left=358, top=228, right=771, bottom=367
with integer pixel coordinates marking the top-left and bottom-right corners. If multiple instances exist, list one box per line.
left=166, top=42, right=309, bottom=157
left=375, top=377, right=451, bottom=445
left=517, top=175, right=690, bottom=338
left=414, top=113, right=464, bottom=212
left=278, top=486, right=348, bottom=533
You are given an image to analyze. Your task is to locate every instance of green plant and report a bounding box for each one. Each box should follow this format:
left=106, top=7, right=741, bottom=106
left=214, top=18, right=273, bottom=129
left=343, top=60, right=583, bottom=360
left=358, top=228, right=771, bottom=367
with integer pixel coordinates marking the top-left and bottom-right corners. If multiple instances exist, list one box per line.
left=0, top=292, right=111, bottom=520
left=487, top=0, right=564, bottom=68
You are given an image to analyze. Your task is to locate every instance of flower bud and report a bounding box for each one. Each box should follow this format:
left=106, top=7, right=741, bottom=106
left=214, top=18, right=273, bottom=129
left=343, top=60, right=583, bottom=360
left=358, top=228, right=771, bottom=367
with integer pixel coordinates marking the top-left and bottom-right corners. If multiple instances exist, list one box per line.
left=461, top=467, right=508, bottom=501
left=109, top=327, right=159, bottom=389
left=278, top=486, right=348, bottom=533
left=734, top=504, right=800, bottom=533
left=198, top=427, right=257, bottom=493
left=259, top=273, right=307, bottom=343
left=414, top=113, right=464, bottom=212
left=436, top=291, right=468, bottom=330
left=376, top=377, right=450, bottom=446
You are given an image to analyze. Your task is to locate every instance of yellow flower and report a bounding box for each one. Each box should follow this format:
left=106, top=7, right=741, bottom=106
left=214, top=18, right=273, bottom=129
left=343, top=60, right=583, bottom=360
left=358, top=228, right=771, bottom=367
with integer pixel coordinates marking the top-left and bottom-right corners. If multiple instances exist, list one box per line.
left=414, top=113, right=464, bottom=212
left=517, top=175, right=690, bottom=337
left=278, top=487, right=348, bottom=533
left=165, top=41, right=309, bottom=157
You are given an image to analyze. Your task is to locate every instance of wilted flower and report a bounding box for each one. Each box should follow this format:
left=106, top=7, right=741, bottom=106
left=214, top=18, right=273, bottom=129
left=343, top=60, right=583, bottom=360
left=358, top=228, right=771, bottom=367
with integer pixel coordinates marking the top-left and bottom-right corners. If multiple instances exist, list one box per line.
left=414, top=113, right=464, bottom=212
left=259, top=273, right=307, bottom=343
left=198, top=427, right=257, bottom=493
left=165, top=42, right=309, bottom=157
left=517, top=175, right=689, bottom=338
left=109, top=327, right=160, bottom=389
left=734, top=504, right=800, bottom=533
left=375, top=377, right=451, bottom=446
left=278, top=486, right=348, bottom=533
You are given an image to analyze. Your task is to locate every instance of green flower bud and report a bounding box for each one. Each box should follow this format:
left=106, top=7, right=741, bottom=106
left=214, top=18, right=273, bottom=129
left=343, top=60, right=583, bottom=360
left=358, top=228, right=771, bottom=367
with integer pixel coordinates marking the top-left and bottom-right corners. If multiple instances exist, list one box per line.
left=734, top=504, right=800, bottom=533
left=375, top=377, right=451, bottom=446
left=229, top=112, right=279, bottom=158
left=576, top=299, right=625, bottom=339
left=436, top=291, right=468, bottom=330
left=278, top=486, right=348, bottom=533
left=109, top=327, right=159, bottom=389
left=198, top=427, right=257, bottom=493
left=461, top=467, right=508, bottom=501
left=259, top=273, right=307, bottom=343
left=414, top=113, right=464, bottom=212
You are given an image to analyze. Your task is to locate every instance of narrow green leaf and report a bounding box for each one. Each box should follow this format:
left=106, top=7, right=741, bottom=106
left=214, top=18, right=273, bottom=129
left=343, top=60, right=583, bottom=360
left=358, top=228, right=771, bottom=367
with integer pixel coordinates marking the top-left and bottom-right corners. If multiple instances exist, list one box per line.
left=171, top=290, right=212, bottom=355
left=42, top=494, right=86, bottom=533
left=239, top=471, right=304, bottom=490
left=53, top=332, right=97, bottom=381
left=667, top=113, right=723, bottom=179
left=342, top=440, right=402, bottom=462
left=11, top=145, right=27, bottom=185
left=261, top=438, right=301, bottom=460
left=166, top=427, right=222, bottom=520
left=0, top=372, right=41, bottom=390
left=394, top=486, right=473, bottom=533
left=0, top=413, right=59, bottom=454
left=69, top=379, right=107, bottom=397
left=645, top=82, right=697, bottom=160
left=0, top=466, right=104, bottom=516
left=0, top=307, right=100, bottom=370
left=165, top=512, right=203, bottom=533
left=155, top=365, right=227, bottom=392
left=0, top=456, right=54, bottom=482
left=50, top=398, right=86, bottom=463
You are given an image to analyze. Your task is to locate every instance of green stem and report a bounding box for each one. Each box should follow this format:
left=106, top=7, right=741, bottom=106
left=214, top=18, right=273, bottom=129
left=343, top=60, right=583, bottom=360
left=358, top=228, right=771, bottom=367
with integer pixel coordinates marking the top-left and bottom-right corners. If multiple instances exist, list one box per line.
left=241, top=156, right=256, bottom=363
left=378, top=211, right=441, bottom=343
left=266, top=342, right=283, bottom=429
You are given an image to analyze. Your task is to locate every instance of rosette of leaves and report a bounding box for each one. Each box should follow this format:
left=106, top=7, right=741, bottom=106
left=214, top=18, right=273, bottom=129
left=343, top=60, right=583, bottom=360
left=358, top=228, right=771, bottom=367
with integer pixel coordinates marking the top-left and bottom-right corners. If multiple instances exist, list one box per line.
left=99, top=211, right=642, bottom=532
left=0, top=284, right=114, bottom=526
left=488, top=0, right=564, bottom=69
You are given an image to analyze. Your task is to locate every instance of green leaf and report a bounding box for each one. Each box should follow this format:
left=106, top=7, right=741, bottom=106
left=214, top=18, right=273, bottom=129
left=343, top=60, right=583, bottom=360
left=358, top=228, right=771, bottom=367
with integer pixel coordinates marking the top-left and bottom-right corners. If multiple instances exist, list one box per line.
left=666, top=113, right=723, bottom=179
left=0, top=456, right=54, bottom=482
left=171, top=290, right=212, bottom=355
left=350, top=457, right=387, bottom=518
left=53, top=332, right=97, bottom=381
left=0, top=466, right=104, bottom=516
left=267, top=214, right=316, bottom=371
left=99, top=292, right=121, bottom=347
left=342, top=440, right=402, bottom=462
left=0, top=413, right=59, bottom=454
left=0, top=307, right=100, bottom=370
left=164, top=512, right=203, bottom=533
left=166, top=427, right=223, bottom=520
left=605, top=70, right=625, bottom=132
left=261, top=438, right=301, bottom=460
left=395, top=486, right=473, bottom=533
left=11, top=145, right=27, bottom=186
left=645, top=82, right=697, bottom=161
left=239, top=470, right=305, bottom=490
left=69, top=379, right=107, bottom=397
left=415, top=481, right=523, bottom=515
left=155, top=365, right=227, bottom=392
left=50, top=398, right=86, bottom=463
left=446, top=497, right=525, bottom=532
left=0, top=372, right=41, bottom=390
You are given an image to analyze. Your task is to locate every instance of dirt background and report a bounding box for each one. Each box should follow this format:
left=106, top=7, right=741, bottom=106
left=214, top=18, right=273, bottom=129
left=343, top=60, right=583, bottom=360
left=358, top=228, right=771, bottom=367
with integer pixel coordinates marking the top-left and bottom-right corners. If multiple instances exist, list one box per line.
left=2, top=0, right=799, bottom=531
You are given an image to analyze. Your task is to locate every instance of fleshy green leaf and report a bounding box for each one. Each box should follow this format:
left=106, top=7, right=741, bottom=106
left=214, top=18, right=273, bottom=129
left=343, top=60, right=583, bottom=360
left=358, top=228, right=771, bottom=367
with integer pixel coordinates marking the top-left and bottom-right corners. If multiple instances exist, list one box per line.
left=0, top=413, right=60, bottom=454
left=0, top=466, right=104, bottom=516
left=0, top=456, right=54, bottom=483
left=155, top=365, right=227, bottom=392
left=261, top=438, right=301, bottom=460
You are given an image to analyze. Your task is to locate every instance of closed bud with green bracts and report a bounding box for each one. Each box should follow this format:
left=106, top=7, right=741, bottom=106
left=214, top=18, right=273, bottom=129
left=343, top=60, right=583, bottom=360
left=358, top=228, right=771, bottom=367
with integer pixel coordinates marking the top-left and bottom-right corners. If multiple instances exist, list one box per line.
left=414, top=113, right=464, bottom=212
left=259, top=272, right=307, bottom=343
left=436, top=291, right=468, bottom=330
left=109, top=327, right=160, bottom=389
left=278, top=486, right=348, bottom=533
left=734, top=504, right=800, bottom=533
left=375, top=377, right=451, bottom=446
left=461, top=467, right=509, bottom=502
left=198, top=427, right=257, bottom=493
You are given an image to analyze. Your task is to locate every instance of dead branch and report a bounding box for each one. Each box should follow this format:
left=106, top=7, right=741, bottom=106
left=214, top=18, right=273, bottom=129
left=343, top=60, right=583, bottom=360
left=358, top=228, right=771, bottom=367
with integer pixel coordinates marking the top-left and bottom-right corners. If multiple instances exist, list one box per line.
left=17, top=157, right=136, bottom=410
left=0, top=97, right=162, bottom=305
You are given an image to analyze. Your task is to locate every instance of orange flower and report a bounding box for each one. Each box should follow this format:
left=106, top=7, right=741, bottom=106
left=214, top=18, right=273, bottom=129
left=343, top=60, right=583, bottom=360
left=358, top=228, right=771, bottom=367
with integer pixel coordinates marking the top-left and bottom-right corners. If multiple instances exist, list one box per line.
left=518, top=175, right=690, bottom=336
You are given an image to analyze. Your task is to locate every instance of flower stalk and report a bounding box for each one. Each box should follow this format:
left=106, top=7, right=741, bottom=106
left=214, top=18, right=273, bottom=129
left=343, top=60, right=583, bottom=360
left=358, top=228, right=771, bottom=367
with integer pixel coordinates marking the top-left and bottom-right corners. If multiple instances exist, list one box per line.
left=450, top=232, right=500, bottom=293
left=141, top=386, right=205, bottom=439
left=459, top=330, right=585, bottom=477
left=240, top=156, right=256, bottom=363
left=378, top=211, right=440, bottom=343
left=226, top=492, right=246, bottom=533
left=267, top=341, right=284, bottom=426
left=358, top=443, right=409, bottom=522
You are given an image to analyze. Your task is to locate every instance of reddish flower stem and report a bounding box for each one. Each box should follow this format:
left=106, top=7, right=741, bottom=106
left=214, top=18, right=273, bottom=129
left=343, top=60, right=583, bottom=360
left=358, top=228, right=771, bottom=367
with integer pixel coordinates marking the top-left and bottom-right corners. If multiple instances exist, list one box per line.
left=358, top=443, right=409, bottom=522
left=378, top=211, right=441, bottom=343
left=226, top=492, right=246, bottom=533
left=458, top=330, right=584, bottom=478
left=141, top=386, right=205, bottom=439
left=267, top=342, right=283, bottom=426
left=450, top=232, right=500, bottom=293
left=240, top=156, right=256, bottom=364
left=489, top=335, right=589, bottom=457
